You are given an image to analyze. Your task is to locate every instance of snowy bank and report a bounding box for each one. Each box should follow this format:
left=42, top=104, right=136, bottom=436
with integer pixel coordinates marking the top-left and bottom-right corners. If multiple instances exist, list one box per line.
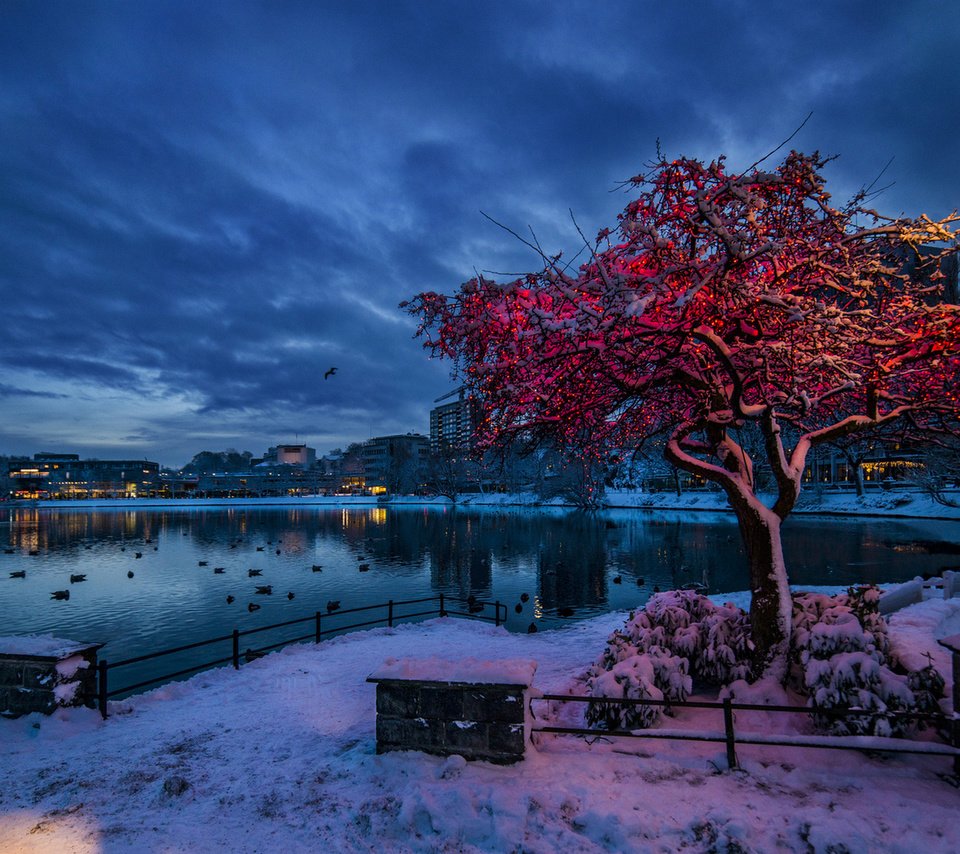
left=2, top=596, right=959, bottom=853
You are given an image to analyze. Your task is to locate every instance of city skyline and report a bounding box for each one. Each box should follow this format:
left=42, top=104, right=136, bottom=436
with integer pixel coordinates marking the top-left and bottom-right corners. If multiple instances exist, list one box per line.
left=2, top=2, right=958, bottom=468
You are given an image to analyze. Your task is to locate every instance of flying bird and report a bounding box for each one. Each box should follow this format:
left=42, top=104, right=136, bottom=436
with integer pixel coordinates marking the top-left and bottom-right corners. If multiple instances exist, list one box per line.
left=324, top=367, right=337, bottom=380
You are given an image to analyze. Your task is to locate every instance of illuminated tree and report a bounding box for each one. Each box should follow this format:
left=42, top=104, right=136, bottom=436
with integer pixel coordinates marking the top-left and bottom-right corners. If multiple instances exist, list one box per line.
left=405, top=151, right=959, bottom=679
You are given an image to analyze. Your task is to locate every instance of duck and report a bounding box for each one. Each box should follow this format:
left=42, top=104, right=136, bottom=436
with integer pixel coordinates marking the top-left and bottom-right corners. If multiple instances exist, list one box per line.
left=135, top=552, right=143, bottom=559
left=4, top=548, right=15, bottom=554
left=127, top=571, right=135, bottom=578
left=248, top=569, right=262, bottom=577
left=214, top=567, right=225, bottom=574
left=515, top=603, right=523, bottom=614
left=358, top=563, right=370, bottom=572
left=557, top=607, right=575, bottom=617
left=50, top=590, right=70, bottom=600
left=312, top=565, right=323, bottom=572
left=287, top=592, right=295, bottom=600
left=243, top=648, right=264, bottom=663
left=28, top=550, right=39, bottom=556
left=613, top=575, right=622, bottom=584
left=255, top=585, right=273, bottom=595
left=275, top=549, right=281, bottom=555
left=637, top=577, right=645, bottom=586
left=226, top=595, right=235, bottom=604
left=527, top=622, right=538, bottom=634
left=326, top=600, right=341, bottom=613
left=520, top=593, right=530, bottom=603
left=145, top=538, right=153, bottom=544
left=256, top=546, right=264, bottom=552
left=198, top=560, right=208, bottom=567
left=468, top=601, right=485, bottom=614
left=248, top=602, right=261, bottom=613
left=9, top=570, right=25, bottom=579
left=70, top=573, right=86, bottom=583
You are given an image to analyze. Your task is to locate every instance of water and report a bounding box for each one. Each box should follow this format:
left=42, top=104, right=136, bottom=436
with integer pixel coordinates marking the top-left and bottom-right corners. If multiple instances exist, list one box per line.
left=2, top=505, right=958, bottom=693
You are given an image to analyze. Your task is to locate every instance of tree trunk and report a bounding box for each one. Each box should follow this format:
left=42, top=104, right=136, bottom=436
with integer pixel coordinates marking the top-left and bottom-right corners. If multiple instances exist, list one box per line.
left=728, top=496, right=793, bottom=682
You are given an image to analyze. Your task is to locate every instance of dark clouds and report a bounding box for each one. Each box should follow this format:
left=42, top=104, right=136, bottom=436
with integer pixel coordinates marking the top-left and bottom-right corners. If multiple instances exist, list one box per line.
left=1, top=0, right=957, bottom=466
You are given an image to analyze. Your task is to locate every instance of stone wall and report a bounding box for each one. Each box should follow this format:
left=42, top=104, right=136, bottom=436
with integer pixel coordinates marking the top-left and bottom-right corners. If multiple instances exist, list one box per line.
left=0, top=640, right=102, bottom=718
left=368, top=659, right=536, bottom=764
left=371, top=679, right=528, bottom=763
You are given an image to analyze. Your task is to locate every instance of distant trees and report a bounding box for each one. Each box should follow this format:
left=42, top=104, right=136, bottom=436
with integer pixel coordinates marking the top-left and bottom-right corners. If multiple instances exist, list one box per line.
left=182, top=449, right=254, bottom=474
left=407, top=150, right=959, bottom=679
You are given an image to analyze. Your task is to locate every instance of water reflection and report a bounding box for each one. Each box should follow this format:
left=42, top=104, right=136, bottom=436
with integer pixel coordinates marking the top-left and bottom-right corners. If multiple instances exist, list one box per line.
left=1, top=505, right=958, bottom=671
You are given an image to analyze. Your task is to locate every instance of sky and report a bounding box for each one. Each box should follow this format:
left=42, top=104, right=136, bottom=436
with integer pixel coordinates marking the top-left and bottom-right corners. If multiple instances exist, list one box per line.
left=2, top=1, right=958, bottom=469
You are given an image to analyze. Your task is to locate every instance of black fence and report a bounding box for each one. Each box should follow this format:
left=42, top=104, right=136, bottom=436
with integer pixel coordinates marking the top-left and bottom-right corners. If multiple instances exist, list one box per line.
left=531, top=693, right=960, bottom=774
left=97, top=594, right=506, bottom=718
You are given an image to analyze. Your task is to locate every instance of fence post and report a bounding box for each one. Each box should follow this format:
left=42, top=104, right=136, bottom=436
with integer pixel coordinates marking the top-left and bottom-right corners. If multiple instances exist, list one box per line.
left=439, top=593, right=446, bottom=617
left=98, top=659, right=109, bottom=719
left=232, top=629, right=240, bottom=669
left=495, top=601, right=501, bottom=627
left=388, top=599, right=394, bottom=628
left=315, top=611, right=322, bottom=644
left=723, top=697, right=738, bottom=770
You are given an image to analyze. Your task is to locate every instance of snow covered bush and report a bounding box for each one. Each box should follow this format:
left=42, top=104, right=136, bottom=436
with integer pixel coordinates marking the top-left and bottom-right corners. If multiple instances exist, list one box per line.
left=792, top=586, right=944, bottom=736
left=583, top=587, right=945, bottom=737
left=584, top=591, right=750, bottom=729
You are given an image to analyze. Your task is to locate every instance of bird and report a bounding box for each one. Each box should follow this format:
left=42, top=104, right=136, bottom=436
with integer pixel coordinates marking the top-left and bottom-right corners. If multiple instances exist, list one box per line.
left=312, top=565, right=323, bottom=572
left=287, top=592, right=295, bottom=600
left=326, top=600, right=340, bottom=612
left=9, top=570, right=26, bottom=579
left=50, top=590, right=70, bottom=600
left=145, top=538, right=153, bottom=544
left=359, top=563, right=370, bottom=572
left=275, top=549, right=280, bottom=555
left=515, top=603, right=523, bottom=614
left=469, top=601, right=484, bottom=614
left=243, top=648, right=264, bottom=663
left=527, top=622, right=538, bottom=634
left=256, top=546, right=264, bottom=552
left=248, top=569, right=262, bottom=577
left=520, top=593, right=530, bottom=603
left=214, top=567, right=225, bottom=574
left=28, top=550, right=39, bottom=556
left=613, top=575, right=622, bottom=584
left=127, top=571, right=135, bottom=578
left=248, top=602, right=261, bottom=613
left=4, top=548, right=15, bottom=554
left=557, top=607, right=575, bottom=617
left=135, top=552, right=143, bottom=559
left=120, top=547, right=125, bottom=552
left=226, top=595, right=235, bottom=604
left=198, top=560, right=208, bottom=567
left=84, top=545, right=92, bottom=550
left=70, top=573, right=87, bottom=583
left=637, top=577, right=645, bottom=586
left=255, top=585, right=273, bottom=595
left=229, top=543, right=237, bottom=549
left=324, top=367, right=337, bottom=380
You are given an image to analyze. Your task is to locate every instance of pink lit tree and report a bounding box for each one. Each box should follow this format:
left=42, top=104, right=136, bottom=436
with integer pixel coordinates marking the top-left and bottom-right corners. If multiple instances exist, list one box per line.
left=405, top=151, right=959, bottom=678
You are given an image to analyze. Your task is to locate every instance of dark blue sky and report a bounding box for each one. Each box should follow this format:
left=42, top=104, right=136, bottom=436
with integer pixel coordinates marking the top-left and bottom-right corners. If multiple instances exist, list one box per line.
left=2, top=1, right=957, bottom=467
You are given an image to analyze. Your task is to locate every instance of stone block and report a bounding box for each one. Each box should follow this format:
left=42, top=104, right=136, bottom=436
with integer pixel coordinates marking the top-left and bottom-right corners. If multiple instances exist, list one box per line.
left=463, top=688, right=524, bottom=723
left=376, top=715, right=443, bottom=753
left=0, top=661, right=26, bottom=687
left=5, top=688, right=56, bottom=716
left=443, top=720, right=487, bottom=753
left=420, top=686, right=463, bottom=720
left=23, top=665, right=56, bottom=690
left=376, top=683, right=420, bottom=717
left=487, top=722, right=525, bottom=757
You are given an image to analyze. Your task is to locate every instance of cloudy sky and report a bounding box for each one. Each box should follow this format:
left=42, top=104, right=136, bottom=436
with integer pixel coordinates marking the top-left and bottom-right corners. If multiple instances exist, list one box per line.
left=2, top=1, right=957, bottom=468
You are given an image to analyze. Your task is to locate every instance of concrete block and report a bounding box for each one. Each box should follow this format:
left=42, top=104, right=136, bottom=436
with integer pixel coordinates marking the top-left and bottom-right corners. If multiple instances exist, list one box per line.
left=420, top=686, right=463, bottom=720
left=463, top=688, right=524, bottom=723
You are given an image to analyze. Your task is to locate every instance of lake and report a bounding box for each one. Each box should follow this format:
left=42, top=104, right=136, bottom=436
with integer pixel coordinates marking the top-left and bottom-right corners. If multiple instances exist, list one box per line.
left=2, top=505, right=959, bottom=693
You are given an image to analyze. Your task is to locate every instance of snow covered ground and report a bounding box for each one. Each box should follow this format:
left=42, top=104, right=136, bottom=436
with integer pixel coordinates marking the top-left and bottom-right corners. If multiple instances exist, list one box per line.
left=2, top=592, right=959, bottom=853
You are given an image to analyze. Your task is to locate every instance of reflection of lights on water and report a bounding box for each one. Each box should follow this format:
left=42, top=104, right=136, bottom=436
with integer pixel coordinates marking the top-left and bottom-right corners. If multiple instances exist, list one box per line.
left=371, top=508, right=387, bottom=525
left=533, top=597, right=543, bottom=619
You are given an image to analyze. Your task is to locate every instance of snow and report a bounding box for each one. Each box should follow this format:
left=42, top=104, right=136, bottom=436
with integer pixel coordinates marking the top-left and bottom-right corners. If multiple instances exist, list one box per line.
left=0, top=636, right=99, bottom=660
left=1, top=596, right=958, bottom=853
left=369, top=657, right=536, bottom=686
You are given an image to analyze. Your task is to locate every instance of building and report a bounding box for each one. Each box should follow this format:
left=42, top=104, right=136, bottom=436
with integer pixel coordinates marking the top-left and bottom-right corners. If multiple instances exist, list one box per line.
left=8, top=453, right=161, bottom=499
left=429, top=391, right=481, bottom=453
left=260, top=444, right=317, bottom=468
left=362, top=434, right=431, bottom=495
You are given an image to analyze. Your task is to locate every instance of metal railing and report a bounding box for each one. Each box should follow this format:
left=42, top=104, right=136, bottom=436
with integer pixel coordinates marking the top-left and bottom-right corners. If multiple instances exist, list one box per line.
left=97, top=594, right=506, bottom=717
left=531, top=693, right=960, bottom=773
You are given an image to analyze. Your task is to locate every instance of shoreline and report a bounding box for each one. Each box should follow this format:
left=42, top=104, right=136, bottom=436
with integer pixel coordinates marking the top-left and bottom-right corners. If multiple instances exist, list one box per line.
left=6, top=487, right=960, bottom=521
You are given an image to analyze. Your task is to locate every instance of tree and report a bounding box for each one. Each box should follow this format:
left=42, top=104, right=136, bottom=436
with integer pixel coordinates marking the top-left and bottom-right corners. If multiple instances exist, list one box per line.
left=405, top=151, right=959, bottom=679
